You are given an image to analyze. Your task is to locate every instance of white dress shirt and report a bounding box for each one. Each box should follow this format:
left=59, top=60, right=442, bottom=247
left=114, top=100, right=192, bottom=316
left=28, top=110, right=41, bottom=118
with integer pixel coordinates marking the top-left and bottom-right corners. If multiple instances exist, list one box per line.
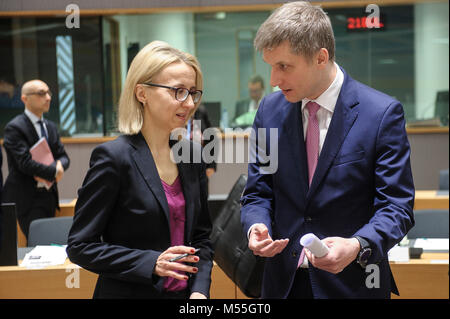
left=249, top=96, right=264, bottom=112
left=301, top=62, right=344, bottom=154
left=24, top=108, right=48, bottom=140
left=298, top=62, right=344, bottom=267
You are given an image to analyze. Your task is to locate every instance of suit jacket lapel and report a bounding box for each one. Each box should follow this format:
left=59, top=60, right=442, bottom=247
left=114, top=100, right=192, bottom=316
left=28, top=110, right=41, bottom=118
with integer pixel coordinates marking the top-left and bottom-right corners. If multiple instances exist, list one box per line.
left=130, top=133, right=170, bottom=224
left=283, top=101, right=309, bottom=202
left=307, top=69, right=359, bottom=199
left=22, top=113, right=40, bottom=145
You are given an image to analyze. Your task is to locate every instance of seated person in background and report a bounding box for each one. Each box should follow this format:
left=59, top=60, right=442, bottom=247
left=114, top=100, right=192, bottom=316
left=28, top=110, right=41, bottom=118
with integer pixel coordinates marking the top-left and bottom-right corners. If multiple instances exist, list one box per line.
left=232, top=75, right=265, bottom=128
left=66, top=41, right=214, bottom=299
left=0, top=76, right=24, bottom=108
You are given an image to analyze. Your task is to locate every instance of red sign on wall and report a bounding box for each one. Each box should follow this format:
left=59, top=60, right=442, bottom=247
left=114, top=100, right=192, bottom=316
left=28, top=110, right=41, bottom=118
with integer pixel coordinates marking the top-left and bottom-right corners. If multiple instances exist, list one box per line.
left=347, top=16, right=385, bottom=30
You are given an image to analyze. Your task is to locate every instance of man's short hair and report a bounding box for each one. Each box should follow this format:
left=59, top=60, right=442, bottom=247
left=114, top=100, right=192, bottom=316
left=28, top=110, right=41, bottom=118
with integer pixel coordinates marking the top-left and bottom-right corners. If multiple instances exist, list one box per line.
left=249, top=75, right=265, bottom=89
left=254, top=1, right=335, bottom=61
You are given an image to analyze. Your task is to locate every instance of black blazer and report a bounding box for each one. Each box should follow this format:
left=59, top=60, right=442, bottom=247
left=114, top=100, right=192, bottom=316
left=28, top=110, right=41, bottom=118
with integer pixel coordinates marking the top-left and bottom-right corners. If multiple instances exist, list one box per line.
left=66, top=133, right=214, bottom=298
left=2, top=113, right=70, bottom=218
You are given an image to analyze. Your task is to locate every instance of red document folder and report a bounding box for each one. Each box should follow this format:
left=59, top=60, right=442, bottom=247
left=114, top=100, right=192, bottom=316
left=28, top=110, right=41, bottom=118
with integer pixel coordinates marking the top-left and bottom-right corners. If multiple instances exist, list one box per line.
left=30, top=137, right=54, bottom=189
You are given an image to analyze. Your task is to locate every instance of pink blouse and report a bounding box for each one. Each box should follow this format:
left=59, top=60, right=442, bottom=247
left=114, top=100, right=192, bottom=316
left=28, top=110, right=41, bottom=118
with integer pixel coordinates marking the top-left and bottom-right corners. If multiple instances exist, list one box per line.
left=161, top=175, right=188, bottom=292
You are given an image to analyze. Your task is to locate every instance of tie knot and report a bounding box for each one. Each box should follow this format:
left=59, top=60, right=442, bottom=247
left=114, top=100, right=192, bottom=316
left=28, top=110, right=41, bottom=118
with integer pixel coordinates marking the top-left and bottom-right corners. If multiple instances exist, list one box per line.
left=306, top=101, right=320, bottom=116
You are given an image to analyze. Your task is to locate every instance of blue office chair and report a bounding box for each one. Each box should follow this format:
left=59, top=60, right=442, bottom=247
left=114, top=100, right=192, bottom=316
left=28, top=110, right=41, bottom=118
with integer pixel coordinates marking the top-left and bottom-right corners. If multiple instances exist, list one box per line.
left=439, top=169, right=449, bottom=190
left=407, top=209, right=449, bottom=239
left=27, top=216, right=73, bottom=247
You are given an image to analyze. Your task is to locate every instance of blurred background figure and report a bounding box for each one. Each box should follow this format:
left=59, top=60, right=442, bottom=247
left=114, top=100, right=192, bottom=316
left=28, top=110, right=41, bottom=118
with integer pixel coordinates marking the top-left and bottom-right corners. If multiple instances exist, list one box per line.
left=232, top=75, right=265, bottom=128
left=0, top=76, right=24, bottom=109
left=2, top=79, right=70, bottom=239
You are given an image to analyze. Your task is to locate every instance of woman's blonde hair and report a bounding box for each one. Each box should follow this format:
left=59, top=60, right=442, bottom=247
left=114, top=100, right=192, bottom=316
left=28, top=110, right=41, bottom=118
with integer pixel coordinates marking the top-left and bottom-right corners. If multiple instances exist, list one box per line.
left=117, top=40, right=203, bottom=134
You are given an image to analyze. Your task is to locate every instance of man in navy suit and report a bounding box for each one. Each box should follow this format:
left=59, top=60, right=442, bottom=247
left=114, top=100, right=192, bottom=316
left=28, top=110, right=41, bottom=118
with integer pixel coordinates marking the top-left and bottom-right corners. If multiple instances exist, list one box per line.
left=2, top=80, right=70, bottom=239
left=241, top=1, right=415, bottom=298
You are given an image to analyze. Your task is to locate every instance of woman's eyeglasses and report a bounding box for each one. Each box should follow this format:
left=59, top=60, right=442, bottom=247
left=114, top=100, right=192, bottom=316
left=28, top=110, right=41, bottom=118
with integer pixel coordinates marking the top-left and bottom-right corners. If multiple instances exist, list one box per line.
left=142, top=83, right=202, bottom=103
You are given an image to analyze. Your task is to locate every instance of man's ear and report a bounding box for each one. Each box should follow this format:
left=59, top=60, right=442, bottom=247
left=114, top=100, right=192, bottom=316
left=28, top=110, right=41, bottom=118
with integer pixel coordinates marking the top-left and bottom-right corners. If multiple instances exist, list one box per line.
left=316, top=48, right=329, bottom=68
left=21, top=94, right=27, bottom=104
left=135, top=85, right=147, bottom=104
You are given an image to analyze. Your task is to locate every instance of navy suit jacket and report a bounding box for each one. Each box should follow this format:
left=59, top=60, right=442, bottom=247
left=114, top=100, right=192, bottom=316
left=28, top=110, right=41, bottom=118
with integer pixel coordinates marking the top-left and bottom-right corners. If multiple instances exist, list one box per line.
left=2, top=113, right=70, bottom=218
left=66, top=133, right=213, bottom=298
left=241, top=68, right=415, bottom=298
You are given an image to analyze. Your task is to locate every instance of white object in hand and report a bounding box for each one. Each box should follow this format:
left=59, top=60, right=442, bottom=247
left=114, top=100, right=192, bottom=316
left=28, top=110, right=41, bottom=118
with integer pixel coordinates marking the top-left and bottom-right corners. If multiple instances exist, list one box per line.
left=300, top=233, right=329, bottom=258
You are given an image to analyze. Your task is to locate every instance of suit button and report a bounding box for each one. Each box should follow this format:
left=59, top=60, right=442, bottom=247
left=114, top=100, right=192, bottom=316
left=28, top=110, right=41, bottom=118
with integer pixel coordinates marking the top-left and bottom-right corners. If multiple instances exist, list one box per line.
left=292, top=251, right=297, bottom=258
left=305, top=216, right=312, bottom=222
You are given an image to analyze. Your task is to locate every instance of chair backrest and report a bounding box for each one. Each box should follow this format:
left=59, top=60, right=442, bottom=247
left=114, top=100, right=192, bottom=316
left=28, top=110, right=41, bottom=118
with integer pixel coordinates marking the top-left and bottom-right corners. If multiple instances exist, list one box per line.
left=407, top=209, right=449, bottom=239
left=202, top=102, right=221, bottom=128
left=435, top=90, right=449, bottom=126
left=27, top=216, right=73, bottom=247
left=210, top=174, right=265, bottom=298
left=0, top=203, right=18, bottom=266
left=439, top=169, right=449, bottom=190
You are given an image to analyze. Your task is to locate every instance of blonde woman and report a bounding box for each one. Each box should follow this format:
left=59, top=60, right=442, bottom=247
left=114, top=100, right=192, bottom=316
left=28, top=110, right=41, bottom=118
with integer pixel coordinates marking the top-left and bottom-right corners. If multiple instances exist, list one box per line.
left=67, top=41, right=213, bottom=299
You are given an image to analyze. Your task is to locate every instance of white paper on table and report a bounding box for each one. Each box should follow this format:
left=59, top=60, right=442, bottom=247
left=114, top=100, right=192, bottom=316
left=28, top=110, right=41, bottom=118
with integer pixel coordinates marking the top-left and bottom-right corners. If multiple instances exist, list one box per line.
left=388, top=245, right=410, bottom=262
left=20, top=245, right=68, bottom=269
left=413, top=238, right=449, bottom=251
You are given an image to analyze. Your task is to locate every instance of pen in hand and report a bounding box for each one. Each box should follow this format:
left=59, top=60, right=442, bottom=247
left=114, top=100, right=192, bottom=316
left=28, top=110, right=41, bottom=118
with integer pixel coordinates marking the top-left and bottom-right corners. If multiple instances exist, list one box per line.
left=169, top=248, right=200, bottom=262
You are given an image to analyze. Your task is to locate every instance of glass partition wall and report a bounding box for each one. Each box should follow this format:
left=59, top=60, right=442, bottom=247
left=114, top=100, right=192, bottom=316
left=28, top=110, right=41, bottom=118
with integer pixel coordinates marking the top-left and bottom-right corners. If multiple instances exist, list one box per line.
left=0, top=1, right=448, bottom=137
left=0, top=17, right=104, bottom=137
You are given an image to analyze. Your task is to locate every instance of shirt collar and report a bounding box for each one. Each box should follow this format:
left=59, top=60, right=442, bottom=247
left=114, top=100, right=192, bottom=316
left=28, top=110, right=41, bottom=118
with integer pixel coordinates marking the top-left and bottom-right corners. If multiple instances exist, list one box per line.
left=301, top=62, right=344, bottom=113
left=24, top=108, right=44, bottom=124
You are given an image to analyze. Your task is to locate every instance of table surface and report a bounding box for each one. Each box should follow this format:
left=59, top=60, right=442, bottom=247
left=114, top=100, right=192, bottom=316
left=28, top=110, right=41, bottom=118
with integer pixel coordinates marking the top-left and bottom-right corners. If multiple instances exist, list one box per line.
left=0, top=253, right=447, bottom=299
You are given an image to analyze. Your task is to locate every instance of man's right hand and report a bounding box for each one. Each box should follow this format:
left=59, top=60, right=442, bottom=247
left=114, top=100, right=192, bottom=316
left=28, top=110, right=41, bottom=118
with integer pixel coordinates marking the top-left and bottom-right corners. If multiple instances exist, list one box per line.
left=248, top=223, right=289, bottom=257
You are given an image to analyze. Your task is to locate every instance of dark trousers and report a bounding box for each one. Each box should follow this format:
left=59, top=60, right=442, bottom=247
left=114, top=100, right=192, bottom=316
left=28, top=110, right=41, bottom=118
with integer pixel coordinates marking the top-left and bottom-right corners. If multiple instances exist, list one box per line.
left=287, top=268, right=314, bottom=299
left=18, top=189, right=57, bottom=239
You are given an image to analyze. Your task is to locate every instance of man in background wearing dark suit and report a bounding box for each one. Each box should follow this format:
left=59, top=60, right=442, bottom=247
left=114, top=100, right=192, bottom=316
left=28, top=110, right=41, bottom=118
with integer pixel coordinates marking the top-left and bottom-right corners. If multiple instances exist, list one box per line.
left=2, top=80, right=70, bottom=239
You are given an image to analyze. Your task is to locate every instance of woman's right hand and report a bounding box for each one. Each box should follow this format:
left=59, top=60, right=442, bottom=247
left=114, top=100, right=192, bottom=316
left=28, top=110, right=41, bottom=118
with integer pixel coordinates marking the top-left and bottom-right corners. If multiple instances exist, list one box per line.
left=154, top=246, right=200, bottom=281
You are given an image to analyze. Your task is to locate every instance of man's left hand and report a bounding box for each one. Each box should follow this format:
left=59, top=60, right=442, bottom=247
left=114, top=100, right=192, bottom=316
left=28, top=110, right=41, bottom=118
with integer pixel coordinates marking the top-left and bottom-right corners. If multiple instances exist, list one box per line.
left=304, top=237, right=360, bottom=274
left=55, top=160, right=64, bottom=183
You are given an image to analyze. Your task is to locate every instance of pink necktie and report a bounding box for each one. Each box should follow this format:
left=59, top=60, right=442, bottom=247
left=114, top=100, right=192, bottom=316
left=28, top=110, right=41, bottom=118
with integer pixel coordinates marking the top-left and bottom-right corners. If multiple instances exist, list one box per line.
left=297, top=247, right=306, bottom=268
left=297, top=102, right=320, bottom=269
left=305, top=101, right=320, bottom=185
